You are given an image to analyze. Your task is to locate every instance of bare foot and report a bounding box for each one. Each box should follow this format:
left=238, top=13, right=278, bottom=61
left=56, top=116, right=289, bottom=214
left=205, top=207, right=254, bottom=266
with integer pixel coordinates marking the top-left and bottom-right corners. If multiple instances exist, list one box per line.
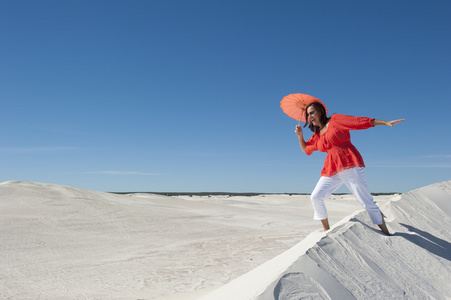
left=378, top=213, right=391, bottom=236
left=321, top=219, right=330, bottom=231
left=378, top=224, right=391, bottom=236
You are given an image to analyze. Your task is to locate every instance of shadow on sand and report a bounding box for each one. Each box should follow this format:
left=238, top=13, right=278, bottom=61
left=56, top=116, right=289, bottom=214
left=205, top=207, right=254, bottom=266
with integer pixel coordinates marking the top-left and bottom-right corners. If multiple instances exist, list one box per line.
left=393, top=223, right=451, bottom=262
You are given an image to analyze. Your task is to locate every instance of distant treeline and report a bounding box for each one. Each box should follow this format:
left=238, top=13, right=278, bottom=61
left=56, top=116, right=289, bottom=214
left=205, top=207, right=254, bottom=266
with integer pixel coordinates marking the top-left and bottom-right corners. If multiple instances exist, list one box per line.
left=111, top=192, right=399, bottom=197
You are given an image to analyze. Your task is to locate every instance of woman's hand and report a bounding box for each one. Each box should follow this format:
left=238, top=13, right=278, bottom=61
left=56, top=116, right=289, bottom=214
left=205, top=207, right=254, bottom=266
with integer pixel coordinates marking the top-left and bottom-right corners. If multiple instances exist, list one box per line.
left=386, top=119, right=405, bottom=127
left=295, top=125, right=307, bottom=153
left=295, top=125, right=303, bottom=137
left=372, top=119, right=405, bottom=127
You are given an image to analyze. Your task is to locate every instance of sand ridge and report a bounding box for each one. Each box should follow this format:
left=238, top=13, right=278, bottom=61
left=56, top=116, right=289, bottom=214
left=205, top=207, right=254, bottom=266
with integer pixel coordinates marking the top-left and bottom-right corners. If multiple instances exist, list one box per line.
left=200, top=180, right=451, bottom=300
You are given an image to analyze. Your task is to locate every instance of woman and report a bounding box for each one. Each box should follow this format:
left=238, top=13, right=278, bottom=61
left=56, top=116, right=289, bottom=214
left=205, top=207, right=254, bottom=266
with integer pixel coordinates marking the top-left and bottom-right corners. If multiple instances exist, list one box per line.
left=295, top=102, right=405, bottom=236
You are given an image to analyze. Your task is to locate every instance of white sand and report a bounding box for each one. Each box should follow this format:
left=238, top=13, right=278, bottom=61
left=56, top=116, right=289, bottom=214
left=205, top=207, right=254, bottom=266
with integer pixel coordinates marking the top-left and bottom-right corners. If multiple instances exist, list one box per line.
left=0, top=180, right=392, bottom=299
left=200, top=180, right=451, bottom=300
left=3, top=181, right=449, bottom=299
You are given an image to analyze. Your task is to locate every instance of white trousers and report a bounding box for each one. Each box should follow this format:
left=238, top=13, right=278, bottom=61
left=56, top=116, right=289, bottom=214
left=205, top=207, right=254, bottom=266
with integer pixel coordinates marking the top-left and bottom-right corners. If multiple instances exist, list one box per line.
left=310, top=167, right=383, bottom=225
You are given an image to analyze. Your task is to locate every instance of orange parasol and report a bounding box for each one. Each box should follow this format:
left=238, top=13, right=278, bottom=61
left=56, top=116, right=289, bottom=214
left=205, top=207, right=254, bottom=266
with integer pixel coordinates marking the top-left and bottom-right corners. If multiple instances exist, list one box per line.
left=280, top=93, right=328, bottom=124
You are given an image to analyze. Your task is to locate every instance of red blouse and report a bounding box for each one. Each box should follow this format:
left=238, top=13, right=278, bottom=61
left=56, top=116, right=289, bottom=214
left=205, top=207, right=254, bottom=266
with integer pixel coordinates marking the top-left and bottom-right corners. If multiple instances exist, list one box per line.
left=305, top=114, right=375, bottom=177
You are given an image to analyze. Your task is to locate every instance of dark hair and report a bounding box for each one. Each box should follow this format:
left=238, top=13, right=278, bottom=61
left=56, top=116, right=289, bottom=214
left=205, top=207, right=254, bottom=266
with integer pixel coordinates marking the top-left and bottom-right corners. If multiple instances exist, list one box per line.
left=303, top=101, right=330, bottom=133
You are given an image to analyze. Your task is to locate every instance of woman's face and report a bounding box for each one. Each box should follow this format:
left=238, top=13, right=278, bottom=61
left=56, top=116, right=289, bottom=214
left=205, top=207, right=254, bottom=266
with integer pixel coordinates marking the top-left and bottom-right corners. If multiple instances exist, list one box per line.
left=307, top=106, right=322, bottom=127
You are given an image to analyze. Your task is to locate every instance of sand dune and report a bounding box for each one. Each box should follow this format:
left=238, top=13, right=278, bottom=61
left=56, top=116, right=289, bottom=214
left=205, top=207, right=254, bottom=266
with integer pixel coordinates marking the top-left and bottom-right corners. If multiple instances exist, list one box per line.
left=200, top=181, right=451, bottom=300
left=2, top=180, right=448, bottom=299
left=1, top=180, right=384, bottom=299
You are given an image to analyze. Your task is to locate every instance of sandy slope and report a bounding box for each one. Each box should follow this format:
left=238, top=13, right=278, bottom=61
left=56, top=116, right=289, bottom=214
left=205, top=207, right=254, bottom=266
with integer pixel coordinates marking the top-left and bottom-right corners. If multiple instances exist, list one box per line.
left=200, top=180, right=451, bottom=300
left=0, top=180, right=388, bottom=299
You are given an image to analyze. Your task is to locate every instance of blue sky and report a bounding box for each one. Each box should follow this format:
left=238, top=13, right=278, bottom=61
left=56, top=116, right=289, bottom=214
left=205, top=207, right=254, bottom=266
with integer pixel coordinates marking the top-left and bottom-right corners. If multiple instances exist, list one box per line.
left=1, top=0, right=450, bottom=193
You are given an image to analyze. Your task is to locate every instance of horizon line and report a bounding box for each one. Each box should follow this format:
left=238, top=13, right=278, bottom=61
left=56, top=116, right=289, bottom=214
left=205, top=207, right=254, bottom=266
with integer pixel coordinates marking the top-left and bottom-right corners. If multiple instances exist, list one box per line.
left=109, top=191, right=401, bottom=196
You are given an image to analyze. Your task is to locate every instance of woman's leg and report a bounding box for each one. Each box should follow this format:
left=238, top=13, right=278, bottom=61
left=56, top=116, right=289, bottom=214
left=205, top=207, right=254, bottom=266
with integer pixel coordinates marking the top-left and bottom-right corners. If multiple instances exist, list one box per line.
left=341, top=168, right=390, bottom=235
left=311, top=175, right=342, bottom=231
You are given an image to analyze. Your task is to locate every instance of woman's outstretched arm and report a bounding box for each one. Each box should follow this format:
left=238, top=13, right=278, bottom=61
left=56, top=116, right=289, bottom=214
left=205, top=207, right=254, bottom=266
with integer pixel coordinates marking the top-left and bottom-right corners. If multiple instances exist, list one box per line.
left=371, top=119, right=405, bottom=127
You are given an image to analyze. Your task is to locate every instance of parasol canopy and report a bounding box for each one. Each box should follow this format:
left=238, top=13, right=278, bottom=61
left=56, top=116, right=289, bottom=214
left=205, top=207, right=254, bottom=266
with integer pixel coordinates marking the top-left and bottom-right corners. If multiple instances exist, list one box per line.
left=280, top=93, right=328, bottom=123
